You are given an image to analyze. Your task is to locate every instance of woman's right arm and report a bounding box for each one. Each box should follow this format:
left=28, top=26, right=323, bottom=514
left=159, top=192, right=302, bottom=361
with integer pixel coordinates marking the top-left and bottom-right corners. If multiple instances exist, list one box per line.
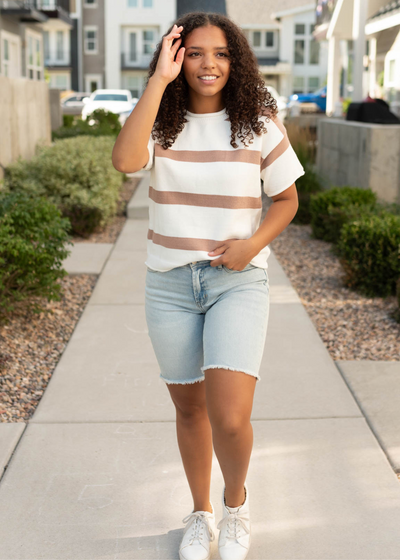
left=112, top=23, right=185, bottom=174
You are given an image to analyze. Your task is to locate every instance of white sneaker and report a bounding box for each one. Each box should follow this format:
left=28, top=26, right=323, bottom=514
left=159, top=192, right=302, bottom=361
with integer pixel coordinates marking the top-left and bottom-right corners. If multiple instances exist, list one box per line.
left=217, top=483, right=251, bottom=560
left=179, top=502, right=217, bottom=560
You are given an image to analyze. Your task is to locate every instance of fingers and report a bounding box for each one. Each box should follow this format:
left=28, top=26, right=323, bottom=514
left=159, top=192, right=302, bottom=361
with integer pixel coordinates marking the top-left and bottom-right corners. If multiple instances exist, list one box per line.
left=170, top=37, right=182, bottom=57
left=164, top=24, right=183, bottom=44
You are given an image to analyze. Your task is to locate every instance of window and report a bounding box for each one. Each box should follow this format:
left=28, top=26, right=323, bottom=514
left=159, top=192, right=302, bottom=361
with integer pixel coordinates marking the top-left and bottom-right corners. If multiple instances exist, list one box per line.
left=253, top=31, right=261, bottom=48
left=295, top=24, right=305, bottom=35
left=84, top=0, right=96, bottom=5
left=129, top=32, right=137, bottom=61
left=84, top=27, right=98, bottom=54
left=54, top=74, right=68, bottom=89
left=143, top=0, right=152, bottom=6
left=309, top=39, right=320, bottom=64
left=294, top=40, right=305, bottom=64
left=43, top=31, right=50, bottom=62
left=127, top=0, right=138, bottom=5
left=126, top=76, right=140, bottom=98
left=3, top=38, right=9, bottom=76
left=265, top=31, right=274, bottom=48
left=143, top=30, right=154, bottom=54
left=293, top=76, right=304, bottom=94
left=26, top=31, right=43, bottom=80
left=56, top=30, right=64, bottom=61
left=308, top=76, right=319, bottom=92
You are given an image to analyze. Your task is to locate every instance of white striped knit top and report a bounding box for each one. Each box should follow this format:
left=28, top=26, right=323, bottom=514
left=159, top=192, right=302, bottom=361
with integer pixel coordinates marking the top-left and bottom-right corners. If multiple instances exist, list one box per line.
left=143, top=107, right=305, bottom=272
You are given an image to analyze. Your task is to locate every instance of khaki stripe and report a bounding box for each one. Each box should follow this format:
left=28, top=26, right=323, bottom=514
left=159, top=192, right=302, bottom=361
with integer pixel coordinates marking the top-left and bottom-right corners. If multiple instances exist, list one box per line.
left=149, top=186, right=262, bottom=209
left=260, top=136, right=290, bottom=171
left=147, top=229, right=237, bottom=252
left=260, top=117, right=290, bottom=171
left=155, top=143, right=261, bottom=164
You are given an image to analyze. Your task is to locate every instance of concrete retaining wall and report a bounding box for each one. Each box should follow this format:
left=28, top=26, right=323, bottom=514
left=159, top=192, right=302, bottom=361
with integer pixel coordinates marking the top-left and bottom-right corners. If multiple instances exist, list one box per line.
left=0, top=77, right=51, bottom=179
left=316, top=118, right=400, bottom=203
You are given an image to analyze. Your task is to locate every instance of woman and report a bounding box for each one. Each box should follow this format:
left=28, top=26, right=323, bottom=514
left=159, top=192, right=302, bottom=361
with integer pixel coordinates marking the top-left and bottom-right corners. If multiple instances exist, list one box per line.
left=112, top=11, right=304, bottom=560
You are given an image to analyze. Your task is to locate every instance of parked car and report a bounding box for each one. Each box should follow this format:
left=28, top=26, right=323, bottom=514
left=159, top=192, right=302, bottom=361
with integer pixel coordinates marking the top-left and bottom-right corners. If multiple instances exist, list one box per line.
left=81, top=89, right=135, bottom=123
left=118, top=97, right=139, bottom=126
left=265, top=85, right=288, bottom=121
left=61, top=92, right=92, bottom=115
left=289, top=85, right=327, bottom=112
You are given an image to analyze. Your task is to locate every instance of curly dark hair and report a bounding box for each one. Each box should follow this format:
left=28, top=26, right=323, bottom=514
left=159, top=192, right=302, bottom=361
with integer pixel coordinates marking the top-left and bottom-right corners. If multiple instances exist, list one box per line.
left=145, top=11, right=278, bottom=150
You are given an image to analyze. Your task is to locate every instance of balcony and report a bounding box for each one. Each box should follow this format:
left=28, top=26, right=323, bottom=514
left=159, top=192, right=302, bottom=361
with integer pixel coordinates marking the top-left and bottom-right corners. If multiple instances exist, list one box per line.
left=0, top=1, right=72, bottom=25
left=44, top=49, right=70, bottom=67
left=121, top=52, right=153, bottom=70
left=0, top=1, right=47, bottom=22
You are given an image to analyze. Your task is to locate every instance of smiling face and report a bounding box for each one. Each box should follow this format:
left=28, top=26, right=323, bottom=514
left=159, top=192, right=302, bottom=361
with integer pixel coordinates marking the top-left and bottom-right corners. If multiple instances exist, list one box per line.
left=182, top=25, right=231, bottom=111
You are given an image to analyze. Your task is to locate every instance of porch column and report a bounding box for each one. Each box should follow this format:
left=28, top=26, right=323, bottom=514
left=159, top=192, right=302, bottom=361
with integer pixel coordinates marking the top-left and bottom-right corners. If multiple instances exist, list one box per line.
left=326, top=36, right=341, bottom=116
left=352, top=0, right=369, bottom=100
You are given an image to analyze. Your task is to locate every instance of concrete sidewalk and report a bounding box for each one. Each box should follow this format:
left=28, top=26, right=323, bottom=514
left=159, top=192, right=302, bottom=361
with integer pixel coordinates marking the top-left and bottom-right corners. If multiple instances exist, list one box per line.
left=1, top=175, right=400, bottom=559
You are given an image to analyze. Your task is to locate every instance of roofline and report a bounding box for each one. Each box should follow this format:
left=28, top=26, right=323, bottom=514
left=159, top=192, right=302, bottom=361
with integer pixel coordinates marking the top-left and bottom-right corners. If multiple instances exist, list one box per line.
left=271, top=3, right=315, bottom=20
left=365, top=10, right=400, bottom=34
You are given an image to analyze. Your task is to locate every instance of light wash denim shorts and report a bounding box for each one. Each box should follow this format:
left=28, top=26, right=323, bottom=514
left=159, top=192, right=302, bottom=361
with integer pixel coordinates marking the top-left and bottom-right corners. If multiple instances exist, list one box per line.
left=145, top=260, right=270, bottom=385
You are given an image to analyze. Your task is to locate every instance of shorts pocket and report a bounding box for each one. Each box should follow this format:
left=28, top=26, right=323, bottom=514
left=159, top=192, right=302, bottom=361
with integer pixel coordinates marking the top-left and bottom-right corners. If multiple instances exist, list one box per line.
left=146, top=265, right=158, bottom=272
left=222, top=263, right=255, bottom=273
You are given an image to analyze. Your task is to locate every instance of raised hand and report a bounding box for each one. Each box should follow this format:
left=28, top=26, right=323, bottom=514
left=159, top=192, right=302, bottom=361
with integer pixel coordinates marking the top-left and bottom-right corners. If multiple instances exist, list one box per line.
left=154, top=24, right=185, bottom=85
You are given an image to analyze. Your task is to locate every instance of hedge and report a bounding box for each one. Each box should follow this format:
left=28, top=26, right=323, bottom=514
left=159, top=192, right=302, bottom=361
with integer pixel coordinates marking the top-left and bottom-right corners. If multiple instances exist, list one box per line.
left=53, top=109, right=122, bottom=140
left=337, top=212, right=400, bottom=298
left=3, top=135, right=123, bottom=237
left=0, top=191, right=72, bottom=315
left=310, top=186, right=378, bottom=243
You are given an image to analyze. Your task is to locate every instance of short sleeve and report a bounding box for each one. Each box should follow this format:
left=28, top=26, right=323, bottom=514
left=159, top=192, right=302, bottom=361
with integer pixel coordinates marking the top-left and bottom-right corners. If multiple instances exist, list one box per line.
left=142, top=132, right=155, bottom=171
left=260, top=116, right=305, bottom=197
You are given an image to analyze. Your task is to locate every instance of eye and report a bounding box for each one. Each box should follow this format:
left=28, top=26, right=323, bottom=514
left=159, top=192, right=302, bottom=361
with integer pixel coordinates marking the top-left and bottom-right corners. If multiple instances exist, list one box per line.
left=188, top=52, right=200, bottom=57
left=217, top=52, right=228, bottom=57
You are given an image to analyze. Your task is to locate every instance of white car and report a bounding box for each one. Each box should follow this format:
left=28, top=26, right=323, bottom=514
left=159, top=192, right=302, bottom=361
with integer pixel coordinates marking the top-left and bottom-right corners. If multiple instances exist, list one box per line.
left=81, top=89, right=134, bottom=122
left=265, top=85, right=288, bottom=121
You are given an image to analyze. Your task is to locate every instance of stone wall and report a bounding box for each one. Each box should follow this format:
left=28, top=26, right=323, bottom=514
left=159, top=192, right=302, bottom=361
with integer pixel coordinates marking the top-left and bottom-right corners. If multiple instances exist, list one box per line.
left=0, top=77, right=51, bottom=180
left=316, top=118, right=400, bottom=203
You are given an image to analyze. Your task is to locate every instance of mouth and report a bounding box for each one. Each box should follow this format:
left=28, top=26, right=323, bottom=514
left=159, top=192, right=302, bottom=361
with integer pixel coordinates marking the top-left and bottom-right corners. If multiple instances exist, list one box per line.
left=198, top=75, right=220, bottom=84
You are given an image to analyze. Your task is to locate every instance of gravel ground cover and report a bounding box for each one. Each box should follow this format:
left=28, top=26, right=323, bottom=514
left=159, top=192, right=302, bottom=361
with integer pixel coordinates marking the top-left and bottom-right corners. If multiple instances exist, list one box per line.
left=269, top=222, right=400, bottom=361
left=0, top=275, right=97, bottom=423
left=72, top=175, right=140, bottom=244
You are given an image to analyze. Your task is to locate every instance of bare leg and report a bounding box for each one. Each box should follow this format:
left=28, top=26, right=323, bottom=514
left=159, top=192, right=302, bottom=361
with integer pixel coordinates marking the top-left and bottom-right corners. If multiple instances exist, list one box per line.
left=204, top=368, right=256, bottom=508
left=166, top=380, right=214, bottom=513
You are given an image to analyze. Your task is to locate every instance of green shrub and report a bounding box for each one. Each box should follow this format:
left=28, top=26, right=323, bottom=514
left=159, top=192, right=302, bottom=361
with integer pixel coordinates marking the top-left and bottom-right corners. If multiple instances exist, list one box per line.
left=53, top=109, right=121, bottom=140
left=63, top=114, right=75, bottom=127
left=310, top=186, right=378, bottom=243
left=3, top=135, right=122, bottom=237
left=0, top=191, right=72, bottom=315
left=337, top=212, right=400, bottom=297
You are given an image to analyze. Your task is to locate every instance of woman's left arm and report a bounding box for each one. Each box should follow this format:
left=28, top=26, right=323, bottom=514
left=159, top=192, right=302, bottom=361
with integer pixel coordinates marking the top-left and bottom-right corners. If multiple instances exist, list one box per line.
left=208, top=183, right=298, bottom=269
left=248, top=183, right=298, bottom=254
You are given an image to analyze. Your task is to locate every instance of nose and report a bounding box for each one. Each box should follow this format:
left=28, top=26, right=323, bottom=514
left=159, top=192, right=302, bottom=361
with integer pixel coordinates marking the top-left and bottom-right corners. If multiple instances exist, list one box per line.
left=201, top=52, right=216, bottom=70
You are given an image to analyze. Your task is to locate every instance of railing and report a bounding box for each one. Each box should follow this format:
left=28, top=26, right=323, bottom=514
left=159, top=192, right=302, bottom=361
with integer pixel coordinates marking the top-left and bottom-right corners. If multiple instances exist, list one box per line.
left=0, top=0, right=69, bottom=11
left=44, top=50, right=70, bottom=65
left=121, top=52, right=153, bottom=69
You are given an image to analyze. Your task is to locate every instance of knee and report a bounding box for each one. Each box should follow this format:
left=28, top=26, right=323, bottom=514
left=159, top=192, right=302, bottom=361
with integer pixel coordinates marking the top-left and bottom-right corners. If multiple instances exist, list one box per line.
left=210, top=414, right=249, bottom=437
left=174, top=401, right=208, bottom=424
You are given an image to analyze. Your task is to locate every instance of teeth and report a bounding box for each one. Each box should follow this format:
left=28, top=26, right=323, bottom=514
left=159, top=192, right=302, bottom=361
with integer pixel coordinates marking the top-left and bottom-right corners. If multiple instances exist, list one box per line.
left=199, top=76, right=218, bottom=80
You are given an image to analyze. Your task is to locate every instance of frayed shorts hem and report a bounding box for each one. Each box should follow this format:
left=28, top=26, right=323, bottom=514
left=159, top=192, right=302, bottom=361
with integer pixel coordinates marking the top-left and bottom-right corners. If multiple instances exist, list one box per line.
left=159, top=365, right=261, bottom=385
left=201, top=364, right=261, bottom=382
left=159, top=373, right=205, bottom=385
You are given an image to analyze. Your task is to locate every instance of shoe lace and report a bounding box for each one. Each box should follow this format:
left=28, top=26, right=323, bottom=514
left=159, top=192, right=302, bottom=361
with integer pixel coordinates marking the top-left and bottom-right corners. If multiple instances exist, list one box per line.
left=182, top=511, right=216, bottom=544
left=217, top=511, right=250, bottom=541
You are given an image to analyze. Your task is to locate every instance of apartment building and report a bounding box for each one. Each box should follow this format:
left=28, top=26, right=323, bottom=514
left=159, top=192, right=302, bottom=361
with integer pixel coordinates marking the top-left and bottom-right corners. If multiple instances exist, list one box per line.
left=104, top=0, right=176, bottom=97
left=226, top=0, right=328, bottom=98
left=42, top=0, right=74, bottom=90
left=0, top=1, right=47, bottom=80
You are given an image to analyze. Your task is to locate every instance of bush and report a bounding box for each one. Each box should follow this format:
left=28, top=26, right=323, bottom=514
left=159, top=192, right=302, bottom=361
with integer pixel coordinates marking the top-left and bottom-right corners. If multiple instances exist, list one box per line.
left=0, top=191, right=72, bottom=315
left=3, top=135, right=123, bottom=237
left=53, top=109, right=121, bottom=140
left=285, top=120, right=324, bottom=224
left=310, top=186, right=378, bottom=243
left=337, top=212, right=400, bottom=298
